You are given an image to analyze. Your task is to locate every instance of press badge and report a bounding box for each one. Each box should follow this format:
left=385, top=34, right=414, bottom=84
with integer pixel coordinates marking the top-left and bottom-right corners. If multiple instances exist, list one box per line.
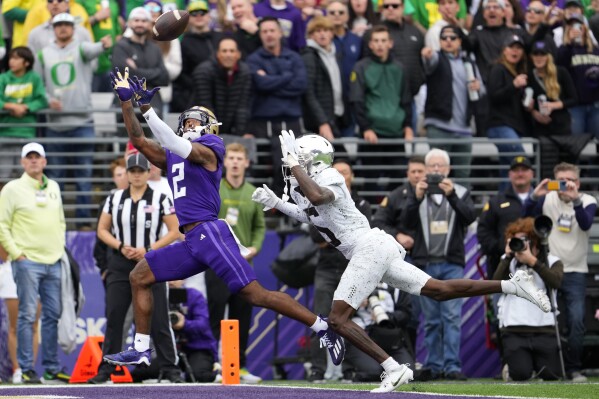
left=557, top=214, right=573, bottom=233
left=225, top=207, right=239, bottom=226
left=35, top=190, right=47, bottom=206
left=430, top=220, right=449, bottom=235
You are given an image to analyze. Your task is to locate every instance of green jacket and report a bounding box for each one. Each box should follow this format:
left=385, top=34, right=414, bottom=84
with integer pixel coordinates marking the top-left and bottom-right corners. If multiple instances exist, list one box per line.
left=350, top=55, right=412, bottom=137
left=0, top=70, right=48, bottom=138
left=218, top=179, right=265, bottom=258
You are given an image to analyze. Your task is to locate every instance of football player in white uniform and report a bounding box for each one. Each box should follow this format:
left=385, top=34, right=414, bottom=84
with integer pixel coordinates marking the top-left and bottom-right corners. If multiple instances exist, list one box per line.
left=252, top=131, right=551, bottom=393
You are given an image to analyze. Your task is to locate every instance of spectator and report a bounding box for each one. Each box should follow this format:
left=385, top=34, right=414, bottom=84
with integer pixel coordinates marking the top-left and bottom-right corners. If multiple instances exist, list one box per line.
left=556, top=13, right=599, bottom=138
left=425, top=0, right=465, bottom=51
left=145, top=0, right=182, bottom=114
left=553, top=0, right=598, bottom=48
left=364, top=1, right=425, bottom=100
left=205, top=143, right=265, bottom=383
left=26, top=0, right=94, bottom=56
left=2, top=0, right=39, bottom=49
left=325, top=0, right=361, bottom=137
left=0, top=47, right=48, bottom=181
left=171, top=0, right=223, bottom=112
left=348, top=0, right=379, bottom=37
left=342, top=284, right=414, bottom=382
left=112, top=6, right=169, bottom=115
left=294, top=0, right=324, bottom=30
left=400, top=148, right=476, bottom=381
left=523, top=1, right=558, bottom=57
left=0, top=142, right=69, bottom=384
left=194, top=37, right=252, bottom=136
left=230, top=0, right=261, bottom=59
left=301, top=16, right=348, bottom=141
left=478, top=156, right=535, bottom=280
left=81, top=0, right=123, bottom=92
left=405, top=0, right=467, bottom=33
left=522, top=162, right=597, bottom=383
left=91, top=152, right=181, bottom=384
left=502, top=0, right=526, bottom=29
left=307, top=159, right=371, bottom=383
left=350, top=25, right=413, bottom=194
left=246, top=16, right=307, bottom=195
left=493, top=217, right=563, bottom=381
left=486, top=34, right=528, bottom=180
left=253, top=0, right=306, bottom=51
left=36, top=13, right=112, bottom=227
left=528, top=41, right=581, bottom=178
left=167, top=280, right=219, bottom=382
left=422, top=25, right=485, bottom=180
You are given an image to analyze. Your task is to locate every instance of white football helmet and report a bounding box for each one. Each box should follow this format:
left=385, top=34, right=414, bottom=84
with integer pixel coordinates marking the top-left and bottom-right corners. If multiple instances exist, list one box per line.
left=295, top=134, right=335, bottom=177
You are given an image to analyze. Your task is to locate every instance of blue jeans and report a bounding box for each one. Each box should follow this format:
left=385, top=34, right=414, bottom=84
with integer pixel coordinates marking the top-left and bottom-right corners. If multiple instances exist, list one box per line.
left=44, top=126, right=95, bottom=220
left=560, top=272, right=586, bottom=373
left=12, top=259, right=62, bottom=373
left=420, top=263, right=463, bottom=374
left=569, top=103, right=599, bottom=138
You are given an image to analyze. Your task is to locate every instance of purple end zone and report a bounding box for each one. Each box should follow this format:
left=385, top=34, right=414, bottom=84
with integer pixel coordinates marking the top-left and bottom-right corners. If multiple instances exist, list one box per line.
left=0, top=384, right=497, bottom=399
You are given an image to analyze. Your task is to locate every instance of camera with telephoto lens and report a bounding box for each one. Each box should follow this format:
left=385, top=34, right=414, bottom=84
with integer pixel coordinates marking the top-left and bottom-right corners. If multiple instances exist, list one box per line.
left=508, top=237, right=528, bottom=253
left=368, top=291, right=391, bottom=327
left=425, top=174, right=444, bottom=195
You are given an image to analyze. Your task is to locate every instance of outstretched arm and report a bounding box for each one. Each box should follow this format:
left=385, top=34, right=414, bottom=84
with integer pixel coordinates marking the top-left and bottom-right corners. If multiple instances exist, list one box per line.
left=111, top=67, right=166, bottom=168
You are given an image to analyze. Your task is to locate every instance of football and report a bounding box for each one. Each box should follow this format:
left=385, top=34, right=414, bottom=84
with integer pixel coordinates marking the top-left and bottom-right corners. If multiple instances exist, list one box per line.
left=152, top=10, right=189, bottom=41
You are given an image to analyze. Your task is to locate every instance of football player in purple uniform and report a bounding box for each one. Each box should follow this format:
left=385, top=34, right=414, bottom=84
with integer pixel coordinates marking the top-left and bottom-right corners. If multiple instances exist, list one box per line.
left=103, top=67, right=345, bottom=369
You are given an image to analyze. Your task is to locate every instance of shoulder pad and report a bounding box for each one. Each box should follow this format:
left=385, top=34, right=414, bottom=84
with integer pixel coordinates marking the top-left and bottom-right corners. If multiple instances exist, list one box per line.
left=314, top=168, right=345, bottom=187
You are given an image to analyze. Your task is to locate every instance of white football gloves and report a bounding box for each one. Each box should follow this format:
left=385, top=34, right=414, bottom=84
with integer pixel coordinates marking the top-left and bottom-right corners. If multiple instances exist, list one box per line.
left=252, top=184, right=283, bottom=211
left=279, top=129, right=300, bottom=168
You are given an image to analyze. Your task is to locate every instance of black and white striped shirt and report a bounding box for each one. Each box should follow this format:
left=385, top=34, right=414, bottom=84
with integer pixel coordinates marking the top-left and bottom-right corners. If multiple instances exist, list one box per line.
left=102, top=187, right=174, bottom=248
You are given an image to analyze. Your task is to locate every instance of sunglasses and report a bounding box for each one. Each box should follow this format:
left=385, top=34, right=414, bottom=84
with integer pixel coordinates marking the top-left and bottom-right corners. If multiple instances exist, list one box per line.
left=190, top=10, right=208, bottom=17
left=145, top=5, right=162, bottom=13
left=328, top=10, right=346, bottom=16
left=440, top=35, right=458, bottom=41
left=526, top=7, right=544, bottom=15
left=47, top=0, right=68, bottom=3
left=382, top=3, right=402, bottom=9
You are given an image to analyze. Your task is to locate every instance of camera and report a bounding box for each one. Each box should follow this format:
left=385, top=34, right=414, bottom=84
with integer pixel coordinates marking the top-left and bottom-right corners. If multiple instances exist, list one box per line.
left=425, top=174, right=444, bottom=195
left=168, top=288, right=188, bottom=329
left=368, top=291, right=391, bottom=327
left=508, top=237, right=527, bottom=253
left=547, top=180, right=567, bottom=192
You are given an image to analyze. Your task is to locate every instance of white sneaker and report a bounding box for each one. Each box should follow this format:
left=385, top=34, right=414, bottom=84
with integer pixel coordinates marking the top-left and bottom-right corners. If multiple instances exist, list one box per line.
left=571, top=371, right=588, bottom=383
left=370, top=364, right=413, bottom=393
left=239, top=367, right=262, bottom=384
left=12, top=368, right=22, bottom=384
left=509, top=270, right=551, bottom=312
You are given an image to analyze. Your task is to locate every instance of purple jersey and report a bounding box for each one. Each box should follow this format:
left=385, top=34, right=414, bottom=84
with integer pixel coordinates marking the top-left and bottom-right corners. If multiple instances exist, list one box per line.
left=165, top=134, right=225, bottom=226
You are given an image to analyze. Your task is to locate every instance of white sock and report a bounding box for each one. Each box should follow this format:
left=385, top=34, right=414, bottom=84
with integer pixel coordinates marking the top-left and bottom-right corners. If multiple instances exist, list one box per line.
left=381, top=357, right=400, bottom=372
left=310, top=316, right=328, bottom=333
left=134, top=333, right=150, bottom=352
left=501, top=280, right=517, bottom=295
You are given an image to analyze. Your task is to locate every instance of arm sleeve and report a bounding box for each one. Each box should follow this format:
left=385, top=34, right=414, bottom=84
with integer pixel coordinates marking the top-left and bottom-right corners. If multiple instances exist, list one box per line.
left=349, top=63, right=371, bottom=134
left=143, top=107, right=192, bottom=158
left=534, top=258, right=563, bottom=289
left=275, top=201, right=310, bottom=224
left=492, top=256, right=512, bottom=280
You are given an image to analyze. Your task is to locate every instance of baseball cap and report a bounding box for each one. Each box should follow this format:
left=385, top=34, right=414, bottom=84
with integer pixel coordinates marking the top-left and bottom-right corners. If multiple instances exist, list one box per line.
left=21, top=142, right=46, bottom=158
left=482, top=0, right=505, bottom=9
left=530, top=41, right=549, bottom=55
left=188, top=0, right=209, bottom=12
left=126, top=153, right=151, bottom=171
left=510, top=156, right=532, bottom=170
left=439, top=25, right=462, bottom=39
left=503, top=34, right=525, bottom=48
left=565, top=0, right=583, bottom=8
left=128, top=6, right=152, bottom=21
left=52, top=13, right=75, bottom=25
left=566, top=13, right=585, bottom=25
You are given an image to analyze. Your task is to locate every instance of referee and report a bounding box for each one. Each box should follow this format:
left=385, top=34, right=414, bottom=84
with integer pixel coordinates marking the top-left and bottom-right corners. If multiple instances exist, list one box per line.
left=91, top=153, right=181, bottom=384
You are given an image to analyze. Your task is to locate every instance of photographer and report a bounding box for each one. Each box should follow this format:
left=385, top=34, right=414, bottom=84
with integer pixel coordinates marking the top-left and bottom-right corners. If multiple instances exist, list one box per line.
left=168, top=280, right=219, bottom=383
left=493, top=217, right=563, bottom=381
left=400, top=148, right=476, bottom=380
left=342, top=284, right=414, bottom=382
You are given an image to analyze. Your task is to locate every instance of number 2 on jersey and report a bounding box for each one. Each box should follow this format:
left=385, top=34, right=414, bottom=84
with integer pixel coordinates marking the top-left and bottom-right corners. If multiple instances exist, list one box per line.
left=172, top=162, right=186, bottom=198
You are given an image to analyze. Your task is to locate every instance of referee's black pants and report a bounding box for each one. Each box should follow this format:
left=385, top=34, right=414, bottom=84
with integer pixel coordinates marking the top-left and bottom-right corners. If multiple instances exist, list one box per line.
left=205, top=268, right=252, bottom=368
left=102, top=253, right=178, bottom=371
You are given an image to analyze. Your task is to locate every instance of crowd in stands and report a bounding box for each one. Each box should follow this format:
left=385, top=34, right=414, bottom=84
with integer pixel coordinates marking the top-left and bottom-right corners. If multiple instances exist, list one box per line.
left=1, top=0, right=599, bottom=387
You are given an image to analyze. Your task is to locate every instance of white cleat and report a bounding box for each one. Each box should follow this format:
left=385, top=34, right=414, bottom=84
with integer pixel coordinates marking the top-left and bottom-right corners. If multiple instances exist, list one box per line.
left=509, top=270, right=551, bottom=313
left=370, top=364, right=413, bottom=393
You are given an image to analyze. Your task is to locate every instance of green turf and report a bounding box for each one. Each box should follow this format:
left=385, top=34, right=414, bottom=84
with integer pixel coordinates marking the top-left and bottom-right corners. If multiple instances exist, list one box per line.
left=266, top=378, right=599, bottom=398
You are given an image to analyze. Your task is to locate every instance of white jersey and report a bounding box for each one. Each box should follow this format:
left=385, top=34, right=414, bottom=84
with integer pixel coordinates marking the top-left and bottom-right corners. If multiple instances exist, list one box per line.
left=290, top=168, right=371, bottom=259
